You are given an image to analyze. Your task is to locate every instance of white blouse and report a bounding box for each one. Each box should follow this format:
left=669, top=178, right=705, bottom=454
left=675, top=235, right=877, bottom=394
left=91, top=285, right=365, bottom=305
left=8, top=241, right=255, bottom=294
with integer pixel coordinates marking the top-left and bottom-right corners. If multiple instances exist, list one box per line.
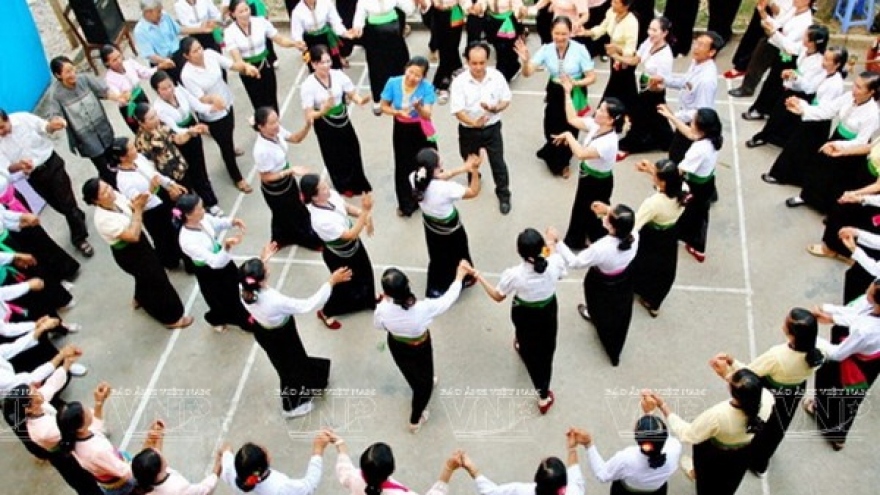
left=473, top=465, right=585, bottom=495
left=244, top=284, right=333, bottom=328
left=174, top=0, right=222, bottom=28
left=224, top=17, right=278, bottom=59
left=586, top=438, right=682, bottom=491
left=116, top=155, right=172, bottom=211
left=556, top=235, right=639, bottom=274
left=577, top=118, right=618, bottom=174
left=820, top=295, right=880, bottom=361
left=221, top=451, right=322, bottom=495
left=812, top=72, right=846, bottom=107
left=300, top=70, right=355, bottom=110
left=290, top=0, right=347, bottom=40
left=104, top=59, right=155, bottom=107
left=678, top=139, right=717, bottom=178
left=253, top=129, right=291, bottom=174
left=353, top=0, right=415, bottom=29
left=151, top=469, right=218, bottom=495
left=374, top=282, right=463, bottom=338
left=413, top=178, right=466, bottom=219
left=178, top=215, right=233, bottom=269
left=181, top=49, right=234, bottom=122
left=306, top=191, right=350, bottom=243
left=784, top=51, right=824, bottom=94
left=496, top=254, right=567, bottom=302
left=94, top=192, right=134, bottom=245
left=636, top=40, right=673, bottom=82
left=768, top=7, right=812, bottom=56
left=800, top=95, right=880, bottom=149
left=153, top=86, right=212, bottom=134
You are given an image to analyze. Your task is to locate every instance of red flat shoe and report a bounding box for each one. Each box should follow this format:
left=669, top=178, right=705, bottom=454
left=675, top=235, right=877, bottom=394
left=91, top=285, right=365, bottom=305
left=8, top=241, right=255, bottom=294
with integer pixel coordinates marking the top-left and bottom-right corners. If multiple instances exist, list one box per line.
left=615, top=151, right=630, bottom=162
left=317, top=310, right=342, bottom=330
left=538, top=391, right=555, bottom=415
left=685, top=245, right=706, bottom=263
left=723, top=69, right=745, bottom=79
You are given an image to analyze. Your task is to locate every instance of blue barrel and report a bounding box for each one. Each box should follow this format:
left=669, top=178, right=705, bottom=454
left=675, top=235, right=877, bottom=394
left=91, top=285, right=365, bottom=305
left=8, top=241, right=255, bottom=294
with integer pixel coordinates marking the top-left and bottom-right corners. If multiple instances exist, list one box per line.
left=0, top=0, right=52, bottom=112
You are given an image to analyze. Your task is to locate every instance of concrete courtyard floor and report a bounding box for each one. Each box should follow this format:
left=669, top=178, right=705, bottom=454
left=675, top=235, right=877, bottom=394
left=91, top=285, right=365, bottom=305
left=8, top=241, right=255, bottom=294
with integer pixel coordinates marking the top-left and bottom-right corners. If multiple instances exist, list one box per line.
left=2, top=31, right=877, bottom=494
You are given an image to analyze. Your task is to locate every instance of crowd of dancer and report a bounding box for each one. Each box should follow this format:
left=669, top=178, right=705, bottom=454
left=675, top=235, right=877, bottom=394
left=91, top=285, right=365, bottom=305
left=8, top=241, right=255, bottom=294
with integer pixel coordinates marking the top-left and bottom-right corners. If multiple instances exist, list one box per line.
left=0, top=0, right=879, bottom=494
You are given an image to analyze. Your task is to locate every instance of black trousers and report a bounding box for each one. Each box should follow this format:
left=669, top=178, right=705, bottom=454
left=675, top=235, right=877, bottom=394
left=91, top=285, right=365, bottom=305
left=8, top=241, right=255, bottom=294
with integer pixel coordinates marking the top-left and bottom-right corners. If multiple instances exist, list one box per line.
left=388, top=332, right=434, bottom=424
left=28, top=153, right=88, bottom=245
left=87, top=147, right=117, bottom=188
left=431, top=10, right=464, bottom=91
left=708, top=0, right=744, bottom=46
left=731, top=7, right=767, bottom=71
left=205, top=110, right=243, bottom=184
left=458, top=123, right=510, bottom=201
left=741, top=38, right=779, bottom=94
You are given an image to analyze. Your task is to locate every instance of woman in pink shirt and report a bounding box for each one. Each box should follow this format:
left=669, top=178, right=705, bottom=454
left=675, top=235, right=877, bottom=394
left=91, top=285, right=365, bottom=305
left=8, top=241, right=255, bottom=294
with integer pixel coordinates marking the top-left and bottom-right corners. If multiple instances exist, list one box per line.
left=131, top=422, right=221, bottom=495
left=100, top=45, right=156, bottom=133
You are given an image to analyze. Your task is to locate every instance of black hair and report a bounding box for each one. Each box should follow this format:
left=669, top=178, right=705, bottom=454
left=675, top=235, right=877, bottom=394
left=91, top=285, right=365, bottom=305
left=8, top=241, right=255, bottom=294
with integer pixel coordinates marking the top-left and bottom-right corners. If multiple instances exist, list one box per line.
left=694, top=108, right=723, bottom=150
left=179, top=36, right=200, bottom=59
left=465, top=41, right=491, bottom=61
left=381, top=268, right=416, bottom=309
left=81, top=178, right=102, bottom=205
left=787, top=307, right=825, bottom=368
left=653, top=16, right=676, bottom=47
left=517, top=228, right=548, bottom=274
left=602, top=97, right=627, bottom=133
left=412, top=148, right=440, bottom=202
left=550, top=16, right=573, bottom=32
left=57, top=401, right=86, bottom=453
left=405, top=56, right=430, bottom=77
left=634, top=415, right=669, bottom=469
left=109, top=136, right=130, bottom=166
left=534, top=457, right=567, bottom=495
left=609, top=204, right=636, bottom=251
left=655, top=159, right=687, bottom=205
left=299, top=173, right=321, bottom=204
left=859, top=71, right=880, bottom=101
left=805, top=24, right=830, bottom=54
left=700, top=31, right=724, bottom=57
left=133, top=103, right=152, bottom=123
left=132, top=447, right=163, bottom=494
left=360, top=442, right=395, bottom=495
left=99, top=45, right=119, bottom=65
left=50, top=56, right=74, bottom=77
left=826, top=46, right=849, bottom=78
left=252, top=106, right=276, bottom=132
left=729, top=368, right=766, bottom=435
left=308, top=44, right=331, bottom=67
left=0, top=108, right=7, bottom=122
left=228, top=0, right=250, bottom=14
left=1, top=385, right=48, bottom=460
left=174, top=193, right=201, bottom=230
left=149, top=70, right=173, bottom=92
left=239, top=258, right=266, bottom=304
left=234, top=443, right=269, bottom=492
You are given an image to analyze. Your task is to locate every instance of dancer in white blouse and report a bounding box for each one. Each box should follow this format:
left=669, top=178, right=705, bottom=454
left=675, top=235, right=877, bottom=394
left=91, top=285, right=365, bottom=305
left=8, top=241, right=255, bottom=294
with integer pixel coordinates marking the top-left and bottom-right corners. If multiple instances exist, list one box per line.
left=220, top=433, right=331, bottom=494
left=290, top=0, right=350, bottom=69
left=375, top=262, right=470, bottom=432
left=131, top=422, right=221, bottom=495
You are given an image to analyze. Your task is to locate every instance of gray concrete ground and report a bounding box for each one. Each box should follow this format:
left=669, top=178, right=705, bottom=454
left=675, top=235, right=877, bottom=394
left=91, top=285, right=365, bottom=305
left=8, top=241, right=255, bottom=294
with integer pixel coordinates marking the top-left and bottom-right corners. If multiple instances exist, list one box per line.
left=1, top=31, right=877, bottom=494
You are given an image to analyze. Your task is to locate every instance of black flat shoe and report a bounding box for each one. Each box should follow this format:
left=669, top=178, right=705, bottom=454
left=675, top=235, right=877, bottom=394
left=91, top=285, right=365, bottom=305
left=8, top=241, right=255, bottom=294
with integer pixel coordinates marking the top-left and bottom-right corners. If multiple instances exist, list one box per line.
left=785, top=196, right=805, bottom=207
left=728, top=87, right=753, bottom=97
left=741, top=109, right=766, bottom=121
left=746, top=137, right=767, bottom=148
left=760, top=173, right=779, bottom=184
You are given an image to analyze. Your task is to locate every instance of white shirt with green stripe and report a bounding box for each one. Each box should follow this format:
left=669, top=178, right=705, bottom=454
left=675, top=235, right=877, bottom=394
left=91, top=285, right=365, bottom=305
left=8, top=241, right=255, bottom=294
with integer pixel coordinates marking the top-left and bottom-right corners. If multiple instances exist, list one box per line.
left=179, top=214, right=233, bottom=269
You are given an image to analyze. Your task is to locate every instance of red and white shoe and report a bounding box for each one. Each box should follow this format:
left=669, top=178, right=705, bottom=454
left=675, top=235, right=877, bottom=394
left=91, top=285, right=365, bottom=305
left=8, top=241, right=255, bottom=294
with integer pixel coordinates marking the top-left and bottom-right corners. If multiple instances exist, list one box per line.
left=723, top=69, right=745, bottom=79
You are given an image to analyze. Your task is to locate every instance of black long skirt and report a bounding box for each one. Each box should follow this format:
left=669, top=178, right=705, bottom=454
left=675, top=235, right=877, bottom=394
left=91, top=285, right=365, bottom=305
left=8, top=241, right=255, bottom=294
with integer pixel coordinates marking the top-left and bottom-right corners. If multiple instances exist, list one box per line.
left=261, top=176, right=322, bottom=250
left=423, top=212, right=472, bottom=297
left=320, top=240, right=376, bottom=317
left=822, top=202, right=879, bottom=257
left=602, top=62, right=637, bottom=116
left=618, top=89, right=668, bottom=153
left=538, top=81, right=578, bottom=176
left=664, top=0, right=698, bottom=57
left=631, top=0, right=655, bottom=44
left=801, top=131, right=870, bottom=213
left=767, top=120, right=830, bottom=186
left=304, top=29, right=344, bottom=70
left=752, top=57, right=797, bottom=115
left=581, top=3, right=611, bottom=57
left=633, top=224, right=679, bottom=311
left=610, top=480, right=667, bottom=495
left=7, top=225, right=80, bottom=282
left=814, top=325, right=880, bottom=444
left=191, top=261, right=250, bottom=329
left=584, top=266, right=634, bottom=367
left=512, top=297, right=557, bottom=400
left=252, top=317, right=330, bottom=411
left=484, top=12, right=523, bottom=82
left=1, top=231, right=73, bottom=318
left=387, top=332, right=434, bottom=424
left=240, top=61, right=278, bottom=113
left=692, top=440, right=749, bottom=495
left=393, top=120, right=436, bottom=215
left=111, top=235, right=184, bottom=325
left=564, top=173, right=613, bottom=249
left=177, top=136, right=218, bottom=208
left=431, top=9, right=463, bottom=91
left=143, top=202, right=182, bottom=270
left=748, top=380, right=805, bottom=474
left=753, top=89, right=810, bottom=147
left=363, top=20, right=410, bottom=103
left=677, top=176, right=715, bottom=253
left=314, top=112, right=372, bottom=196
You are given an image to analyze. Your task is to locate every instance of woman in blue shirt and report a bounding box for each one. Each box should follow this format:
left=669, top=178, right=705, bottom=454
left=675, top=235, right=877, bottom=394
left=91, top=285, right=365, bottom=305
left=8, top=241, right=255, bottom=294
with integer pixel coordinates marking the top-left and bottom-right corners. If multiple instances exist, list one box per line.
left=514, top=17, right=596, bottom=178
left=380, top=56, right=438, bottom=217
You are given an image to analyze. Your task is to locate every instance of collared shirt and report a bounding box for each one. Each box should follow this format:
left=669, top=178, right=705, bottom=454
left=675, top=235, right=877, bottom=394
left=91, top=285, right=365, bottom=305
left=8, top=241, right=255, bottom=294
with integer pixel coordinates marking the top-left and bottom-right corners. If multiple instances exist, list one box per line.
left=94, top=192, right=134, bottom=245
left=374, top=282, right=463, bottom=338
left=635, top=192, right=684, bottom=230
left=556, top=234, right=639, bottom=273
left=0, top=112, right=55, bottom=171
left=820, top=295, right=880, bottom=361
left=221, top=451, right=322, bottom=495
left=665, top=59, right=718, bottom=123
left=224, top=17, right=278, bottom=59
left=244, top=284, right=332, bottom=328
left=473, top=465, right=585, bottom=495
left=731, top=343, right=827, bottom=386
left=530, top=40, right=594, bottom=78
left=449, top=67, right=512, bottom=128
left=800, top=94, right=879, bottom=149
left=678, top=138, right=717, bottom=178
left=590, top=11, right=638, bottom=56
left=667, top=389, right=775, bottom=446
left=576, top=118, right=617, bottom=173
left=135, top=125, right=188, bottom=182
left=335, top=453, right=450, bottom=495
left=785, top=50, right=824, bottom=94
left=636, top=40, right=673, bottom=81
left=300, top=70, right=355, bottom=110
left=174, top=0, right=222, bottom=28
left=153, top=86, right=212, bottom=134
left=46, top=75, right=114, bottom=158
left=410, top=176, right=466, bottom=219
left=586, top=438, right=682, bottom=491
left=150, top=469, right=218, bottom=495
left=116, top=155, right=172, bottom=211
left=253, top=129, right=292, bottom=174
left=134, top=12, right=182, bottom=60
left=104, top=60, right=156, bottom=107
left=496, top=253, right=567, bottom=302
left=290, top=0, right=347, bottom=40
left=353, top=0, right=415, bottom=29
left=767, top=7, right=812, bottom=55
left=380, top=76, right=437, bottom=116
left=179, top=215, right=232, bottom=269
left=181, top=49, right=234, bottom=122
left=306, top=191, right=350, bottom=243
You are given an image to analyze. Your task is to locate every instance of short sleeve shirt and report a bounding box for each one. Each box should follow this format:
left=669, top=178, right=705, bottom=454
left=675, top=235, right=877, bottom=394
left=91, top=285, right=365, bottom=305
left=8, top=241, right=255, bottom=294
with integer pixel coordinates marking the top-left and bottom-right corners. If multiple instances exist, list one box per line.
left=380, top=76, right=437, bottom=118
left=530, top=40, right=594, bottom=78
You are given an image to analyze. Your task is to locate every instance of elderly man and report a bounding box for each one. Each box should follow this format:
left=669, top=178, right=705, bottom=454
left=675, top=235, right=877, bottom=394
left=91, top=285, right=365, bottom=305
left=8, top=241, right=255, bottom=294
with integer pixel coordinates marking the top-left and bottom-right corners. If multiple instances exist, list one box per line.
left=135, top=0, right=207, bottom=83
left=0, top=109, right=91, bottom=258
left=449, top=42, right=513, bottom=214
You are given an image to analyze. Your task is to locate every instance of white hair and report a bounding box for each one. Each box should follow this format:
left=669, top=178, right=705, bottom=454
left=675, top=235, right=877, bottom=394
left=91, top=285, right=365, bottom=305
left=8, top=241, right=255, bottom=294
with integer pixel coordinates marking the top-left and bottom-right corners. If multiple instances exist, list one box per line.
left=140, top=0, right=162, bottom=11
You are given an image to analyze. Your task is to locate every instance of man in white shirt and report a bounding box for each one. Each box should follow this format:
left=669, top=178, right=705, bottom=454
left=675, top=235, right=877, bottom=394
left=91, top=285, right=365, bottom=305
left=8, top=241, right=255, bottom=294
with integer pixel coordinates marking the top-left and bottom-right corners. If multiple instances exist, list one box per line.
left=449, top=43, right=513, bottom=214
left=0, top=110, right=91, bottom=257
